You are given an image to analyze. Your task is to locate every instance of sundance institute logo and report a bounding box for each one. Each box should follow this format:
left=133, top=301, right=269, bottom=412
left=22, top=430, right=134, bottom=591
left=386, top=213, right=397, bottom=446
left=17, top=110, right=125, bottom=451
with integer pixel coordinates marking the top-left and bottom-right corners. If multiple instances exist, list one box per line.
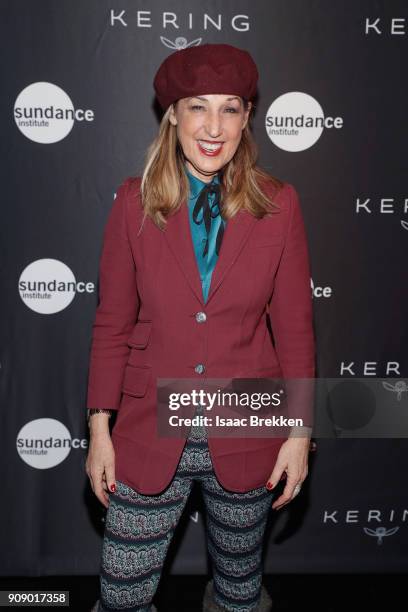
left=19, top=258, right=95, bottom=314
left=14, top=82, right=94, bottom=143
left=265, top=92, right=343, bottom=152
left=17, top=418, right=88, bottom=469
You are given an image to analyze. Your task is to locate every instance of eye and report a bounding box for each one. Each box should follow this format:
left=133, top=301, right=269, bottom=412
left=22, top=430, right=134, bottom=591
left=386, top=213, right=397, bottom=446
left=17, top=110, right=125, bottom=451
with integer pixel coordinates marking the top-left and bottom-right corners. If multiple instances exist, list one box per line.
left=189, top=105, right=239, bottom=113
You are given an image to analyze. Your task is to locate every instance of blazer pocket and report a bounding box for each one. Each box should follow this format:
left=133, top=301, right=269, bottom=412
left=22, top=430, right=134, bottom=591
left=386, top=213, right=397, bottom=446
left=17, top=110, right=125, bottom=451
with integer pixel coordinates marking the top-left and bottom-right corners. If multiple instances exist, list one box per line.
left=122, top=364, right=151, bottom=397
left=127, top=320, right=152, bottom=349
left=252, top=237, right=284, bottom=248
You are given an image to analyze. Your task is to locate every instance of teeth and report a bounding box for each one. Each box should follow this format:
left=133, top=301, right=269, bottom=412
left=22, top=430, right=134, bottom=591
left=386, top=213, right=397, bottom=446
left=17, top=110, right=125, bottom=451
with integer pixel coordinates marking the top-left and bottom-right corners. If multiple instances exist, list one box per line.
left=198, top=140, right=223, bottom=151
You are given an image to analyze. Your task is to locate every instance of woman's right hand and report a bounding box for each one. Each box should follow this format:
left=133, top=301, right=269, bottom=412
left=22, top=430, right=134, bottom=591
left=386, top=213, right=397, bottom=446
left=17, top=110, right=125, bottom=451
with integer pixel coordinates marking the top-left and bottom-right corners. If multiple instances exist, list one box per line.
left=85, top=428, right=116, bottom=509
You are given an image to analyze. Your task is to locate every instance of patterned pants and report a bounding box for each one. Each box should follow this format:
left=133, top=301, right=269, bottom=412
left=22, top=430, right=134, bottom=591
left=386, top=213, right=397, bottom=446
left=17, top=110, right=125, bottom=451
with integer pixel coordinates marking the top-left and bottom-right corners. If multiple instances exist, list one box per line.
left=98, top=407, right=276, bottom=612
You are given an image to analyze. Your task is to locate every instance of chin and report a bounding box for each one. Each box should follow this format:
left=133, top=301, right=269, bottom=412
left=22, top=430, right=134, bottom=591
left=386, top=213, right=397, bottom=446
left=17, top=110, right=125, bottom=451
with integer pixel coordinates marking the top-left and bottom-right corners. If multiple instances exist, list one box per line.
left=191, top=156, right=226, bottom=173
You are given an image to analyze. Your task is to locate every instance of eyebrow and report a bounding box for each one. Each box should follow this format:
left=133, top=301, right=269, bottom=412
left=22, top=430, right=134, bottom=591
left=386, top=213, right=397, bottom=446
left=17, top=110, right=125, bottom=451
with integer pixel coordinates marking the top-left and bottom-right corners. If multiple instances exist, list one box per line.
left=189, top=96, right=240, bottom=102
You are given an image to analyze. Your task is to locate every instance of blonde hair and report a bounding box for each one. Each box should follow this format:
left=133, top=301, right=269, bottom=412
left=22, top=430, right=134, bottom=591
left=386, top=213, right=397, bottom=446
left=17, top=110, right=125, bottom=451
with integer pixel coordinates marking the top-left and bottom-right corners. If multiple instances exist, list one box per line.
left=139, top=99, right=284, bottom=231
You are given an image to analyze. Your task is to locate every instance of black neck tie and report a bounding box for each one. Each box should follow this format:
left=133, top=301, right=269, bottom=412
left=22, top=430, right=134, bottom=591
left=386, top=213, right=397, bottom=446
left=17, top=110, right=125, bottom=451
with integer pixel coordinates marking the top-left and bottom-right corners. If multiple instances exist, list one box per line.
left=192, top=181, right=224, bottom=258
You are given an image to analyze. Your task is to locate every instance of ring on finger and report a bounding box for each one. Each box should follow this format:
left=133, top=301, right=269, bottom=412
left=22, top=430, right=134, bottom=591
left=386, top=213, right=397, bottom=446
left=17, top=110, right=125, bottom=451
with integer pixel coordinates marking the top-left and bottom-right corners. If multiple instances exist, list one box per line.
left=292, top=483, right=302, bottom=497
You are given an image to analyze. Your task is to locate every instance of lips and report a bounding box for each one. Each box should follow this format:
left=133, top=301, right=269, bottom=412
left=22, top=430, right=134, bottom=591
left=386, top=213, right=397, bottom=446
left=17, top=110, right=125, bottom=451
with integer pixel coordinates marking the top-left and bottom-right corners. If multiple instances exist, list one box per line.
left=197, top=139, right=224, bottom=157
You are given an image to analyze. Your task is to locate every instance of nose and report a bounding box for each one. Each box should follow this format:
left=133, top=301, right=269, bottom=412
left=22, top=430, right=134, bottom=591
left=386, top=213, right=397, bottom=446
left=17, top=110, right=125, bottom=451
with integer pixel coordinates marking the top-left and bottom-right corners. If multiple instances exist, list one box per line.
left=204, top=109, right=223, bottom=139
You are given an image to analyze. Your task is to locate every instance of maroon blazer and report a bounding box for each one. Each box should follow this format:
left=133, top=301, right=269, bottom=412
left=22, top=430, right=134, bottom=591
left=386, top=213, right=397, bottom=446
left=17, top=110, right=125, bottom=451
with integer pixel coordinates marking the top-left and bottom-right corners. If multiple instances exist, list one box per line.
left=86, top=176, right=316, bottom=494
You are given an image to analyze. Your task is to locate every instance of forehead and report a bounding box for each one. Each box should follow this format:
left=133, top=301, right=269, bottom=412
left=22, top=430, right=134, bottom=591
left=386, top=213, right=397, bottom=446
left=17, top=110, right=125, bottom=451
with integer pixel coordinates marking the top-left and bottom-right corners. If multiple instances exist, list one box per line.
left=185, top=95, right=241, bottom=102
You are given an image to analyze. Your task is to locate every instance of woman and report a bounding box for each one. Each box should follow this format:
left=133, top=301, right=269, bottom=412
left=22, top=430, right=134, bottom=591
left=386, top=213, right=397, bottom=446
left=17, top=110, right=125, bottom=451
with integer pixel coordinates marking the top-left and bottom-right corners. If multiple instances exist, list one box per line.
left=86, top=43, right=315, bottom=612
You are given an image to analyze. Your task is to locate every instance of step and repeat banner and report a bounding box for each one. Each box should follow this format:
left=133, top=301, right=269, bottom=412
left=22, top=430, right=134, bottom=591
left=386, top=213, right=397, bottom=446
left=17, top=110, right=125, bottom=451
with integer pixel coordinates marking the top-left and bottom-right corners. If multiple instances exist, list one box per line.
left=1, top=1, right=407, bottom=575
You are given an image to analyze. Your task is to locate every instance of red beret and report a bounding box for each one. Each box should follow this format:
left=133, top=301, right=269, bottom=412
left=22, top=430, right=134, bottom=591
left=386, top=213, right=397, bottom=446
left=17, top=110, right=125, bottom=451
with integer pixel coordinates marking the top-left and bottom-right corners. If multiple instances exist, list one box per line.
left=153, top=43, right=259, bottom=111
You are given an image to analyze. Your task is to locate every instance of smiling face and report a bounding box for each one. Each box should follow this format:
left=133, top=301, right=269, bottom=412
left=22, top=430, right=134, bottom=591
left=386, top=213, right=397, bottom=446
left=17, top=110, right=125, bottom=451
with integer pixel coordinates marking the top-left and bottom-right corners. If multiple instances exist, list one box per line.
left=169, top=94, right=252, bottom=183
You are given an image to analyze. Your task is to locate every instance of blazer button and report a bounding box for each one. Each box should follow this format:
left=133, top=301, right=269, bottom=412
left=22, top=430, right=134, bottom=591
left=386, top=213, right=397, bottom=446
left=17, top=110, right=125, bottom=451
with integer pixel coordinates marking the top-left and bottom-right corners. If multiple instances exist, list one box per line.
left=195, top=363, right=205, bottom=374
left=195, top=311, right=207, bottom=323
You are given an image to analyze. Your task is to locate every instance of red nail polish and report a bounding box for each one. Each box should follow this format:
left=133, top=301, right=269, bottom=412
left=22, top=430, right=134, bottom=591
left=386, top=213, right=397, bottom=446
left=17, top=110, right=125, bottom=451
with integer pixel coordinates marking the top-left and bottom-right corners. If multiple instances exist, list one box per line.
left=110, top=483, right=116, bottom=492
left=266, top=482, right=274, bottom=490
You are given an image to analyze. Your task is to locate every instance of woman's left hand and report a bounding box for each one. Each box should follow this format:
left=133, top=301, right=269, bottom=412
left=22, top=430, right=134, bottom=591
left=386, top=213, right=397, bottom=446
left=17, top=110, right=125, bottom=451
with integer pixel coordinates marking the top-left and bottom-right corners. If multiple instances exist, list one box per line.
left=266, top=436, right=310, bottom=510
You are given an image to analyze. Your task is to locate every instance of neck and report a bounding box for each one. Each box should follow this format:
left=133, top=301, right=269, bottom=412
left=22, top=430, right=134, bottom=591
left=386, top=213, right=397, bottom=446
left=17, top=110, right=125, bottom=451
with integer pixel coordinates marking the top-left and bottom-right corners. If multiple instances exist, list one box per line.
left=184, top=161, right=220, bottom=184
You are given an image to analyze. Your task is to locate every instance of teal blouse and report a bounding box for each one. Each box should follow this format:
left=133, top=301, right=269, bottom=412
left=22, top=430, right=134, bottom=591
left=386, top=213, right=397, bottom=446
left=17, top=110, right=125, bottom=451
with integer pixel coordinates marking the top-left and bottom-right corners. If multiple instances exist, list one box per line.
left=184, top=165, right=227, bottom=303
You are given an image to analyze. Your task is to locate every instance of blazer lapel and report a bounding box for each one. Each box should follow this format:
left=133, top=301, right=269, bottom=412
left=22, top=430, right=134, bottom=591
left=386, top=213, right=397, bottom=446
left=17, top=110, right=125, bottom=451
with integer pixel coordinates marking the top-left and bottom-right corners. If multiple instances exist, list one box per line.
left=164, top=200, right=258, bottom=307
left=164, top=201, right=205, bottom=305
